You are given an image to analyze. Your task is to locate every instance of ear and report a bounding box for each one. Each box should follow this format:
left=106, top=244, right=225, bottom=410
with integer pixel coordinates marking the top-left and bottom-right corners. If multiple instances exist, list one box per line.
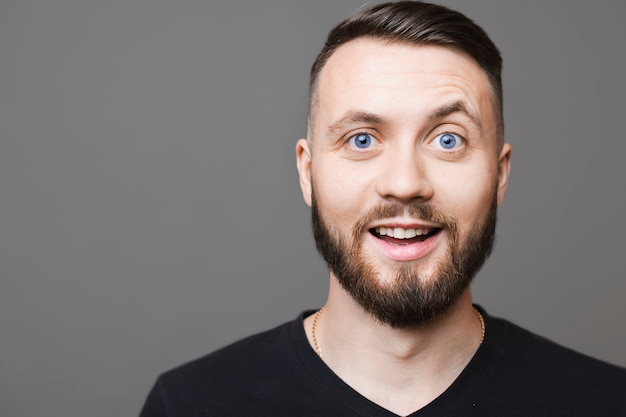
left=496, top=142, right=512, bottom=207
left=296, top=138, right=313, bottom=207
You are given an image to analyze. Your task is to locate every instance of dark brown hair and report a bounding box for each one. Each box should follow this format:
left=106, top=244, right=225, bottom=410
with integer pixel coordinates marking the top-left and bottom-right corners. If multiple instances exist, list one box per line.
left=309, top=1, right=504, bottom=142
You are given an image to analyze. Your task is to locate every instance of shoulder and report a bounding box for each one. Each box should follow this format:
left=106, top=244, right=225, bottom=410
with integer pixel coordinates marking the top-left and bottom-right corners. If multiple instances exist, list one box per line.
left=160, top=315, right=301, bottom=387
left=489, top=314, right=625, bottom=374
left=143, top=313, right=311, bottom=415
left=483, top=311, right=626, bottom=410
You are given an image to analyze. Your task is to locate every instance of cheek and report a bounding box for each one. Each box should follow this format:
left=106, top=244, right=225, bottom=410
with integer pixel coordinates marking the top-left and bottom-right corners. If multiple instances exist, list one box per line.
left=432, top=162, right=497, bottom=224
left=312, top=160, right=377, bottom=224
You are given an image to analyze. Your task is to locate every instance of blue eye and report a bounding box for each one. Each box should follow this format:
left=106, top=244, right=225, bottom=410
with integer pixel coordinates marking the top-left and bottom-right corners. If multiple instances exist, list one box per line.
left=349, top=133, right=376, bottom=149
left=434, top=133, right=462, bottom=150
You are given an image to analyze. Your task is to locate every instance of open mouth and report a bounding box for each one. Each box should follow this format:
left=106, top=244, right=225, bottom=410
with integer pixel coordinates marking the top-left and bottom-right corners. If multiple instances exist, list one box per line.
left=370, top=226, right=442, bottom=246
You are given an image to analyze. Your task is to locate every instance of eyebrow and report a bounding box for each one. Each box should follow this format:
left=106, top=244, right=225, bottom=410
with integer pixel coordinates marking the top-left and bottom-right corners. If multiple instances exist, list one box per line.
left=326, top=111, right=388, bottom=137
left=325, top=101, right=483, bottom=137
left=428, top=101, right=483, bottom=131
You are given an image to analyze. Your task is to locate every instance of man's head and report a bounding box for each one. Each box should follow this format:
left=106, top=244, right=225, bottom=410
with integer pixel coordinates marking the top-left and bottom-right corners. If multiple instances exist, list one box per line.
left=308, top=1, right=504, bottom=145
left=296, top=1, right=511, bottom=328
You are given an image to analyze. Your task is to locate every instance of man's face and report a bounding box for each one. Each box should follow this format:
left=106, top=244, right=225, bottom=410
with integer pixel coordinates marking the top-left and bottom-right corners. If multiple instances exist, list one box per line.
left=297, top=39, right=511, bottom=328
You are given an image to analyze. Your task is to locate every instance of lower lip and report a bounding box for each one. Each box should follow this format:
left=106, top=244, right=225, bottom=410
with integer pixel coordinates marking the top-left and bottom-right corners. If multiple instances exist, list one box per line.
left=366, top=230, right=443, bottom=262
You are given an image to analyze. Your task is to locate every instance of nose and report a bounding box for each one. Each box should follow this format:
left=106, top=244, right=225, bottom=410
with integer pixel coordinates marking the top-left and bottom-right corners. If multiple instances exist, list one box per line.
left=375, top=146, right=434, bottom=204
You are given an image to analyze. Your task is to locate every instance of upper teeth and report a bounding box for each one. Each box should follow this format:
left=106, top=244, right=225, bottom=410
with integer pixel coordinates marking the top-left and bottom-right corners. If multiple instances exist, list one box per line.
left=376, top=227, right=431, bottom=239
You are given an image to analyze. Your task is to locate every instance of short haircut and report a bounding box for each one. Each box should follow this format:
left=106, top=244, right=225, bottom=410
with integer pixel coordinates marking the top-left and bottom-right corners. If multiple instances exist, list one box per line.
left=308, top=1, right=504, bottom=144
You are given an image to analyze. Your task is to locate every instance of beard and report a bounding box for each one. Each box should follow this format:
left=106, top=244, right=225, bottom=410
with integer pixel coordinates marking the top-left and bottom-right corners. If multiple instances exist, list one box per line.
left=311, top=188, right=497, bottom=329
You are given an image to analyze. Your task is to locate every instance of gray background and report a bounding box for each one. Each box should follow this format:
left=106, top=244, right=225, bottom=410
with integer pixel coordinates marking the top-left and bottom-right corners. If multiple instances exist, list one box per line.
left=1, top=0, right=624, bottom=416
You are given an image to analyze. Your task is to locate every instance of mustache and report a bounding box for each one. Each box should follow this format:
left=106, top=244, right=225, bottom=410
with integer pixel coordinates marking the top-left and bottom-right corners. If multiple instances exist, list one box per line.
left=352, top=203, right=458, bottom=239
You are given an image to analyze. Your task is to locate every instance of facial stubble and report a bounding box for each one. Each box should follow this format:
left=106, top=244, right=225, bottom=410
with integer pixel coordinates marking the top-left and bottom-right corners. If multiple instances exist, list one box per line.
left=311, top=186, right=497, bottom=329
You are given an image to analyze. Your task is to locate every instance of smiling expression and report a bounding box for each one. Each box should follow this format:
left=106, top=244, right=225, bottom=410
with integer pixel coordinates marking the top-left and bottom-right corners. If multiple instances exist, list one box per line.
left=297, top=39, right=511, bottom=326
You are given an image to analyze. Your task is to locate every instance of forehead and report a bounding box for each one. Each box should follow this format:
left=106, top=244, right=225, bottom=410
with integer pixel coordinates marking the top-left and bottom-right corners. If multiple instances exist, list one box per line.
left=312, top=38, right=496, bottom=137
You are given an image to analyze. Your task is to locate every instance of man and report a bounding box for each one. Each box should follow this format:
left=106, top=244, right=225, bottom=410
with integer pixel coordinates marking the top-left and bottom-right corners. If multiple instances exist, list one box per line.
left=140, top=2, right=626, bottom=416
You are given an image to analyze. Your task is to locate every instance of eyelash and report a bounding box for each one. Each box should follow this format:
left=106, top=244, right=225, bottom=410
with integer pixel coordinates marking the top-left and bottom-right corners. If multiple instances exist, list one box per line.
left=345, top=132, right=380, bottom=150
left=430, top=132, right=465, bottom=151
left=341, top=129, right=466, bottom=154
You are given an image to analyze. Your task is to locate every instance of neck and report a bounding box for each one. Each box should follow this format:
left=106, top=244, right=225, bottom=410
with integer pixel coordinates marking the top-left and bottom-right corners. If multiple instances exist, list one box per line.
left=304, top=277, right=484, bottom=415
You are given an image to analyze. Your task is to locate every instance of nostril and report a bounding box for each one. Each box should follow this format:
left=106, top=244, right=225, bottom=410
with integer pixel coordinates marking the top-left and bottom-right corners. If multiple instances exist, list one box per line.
left=376, top=161, right=434, bottom=203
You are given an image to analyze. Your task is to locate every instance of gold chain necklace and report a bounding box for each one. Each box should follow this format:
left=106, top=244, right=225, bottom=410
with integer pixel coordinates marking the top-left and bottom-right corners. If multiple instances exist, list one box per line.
left=311, top=306, right=485, bottom=358
left=474, top=306, right=486, bottom=344
left=312, top=307, right=324, bottom=357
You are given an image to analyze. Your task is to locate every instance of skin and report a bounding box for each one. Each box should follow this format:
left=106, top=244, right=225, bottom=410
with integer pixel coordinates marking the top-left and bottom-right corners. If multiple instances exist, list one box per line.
left=296, top=39, right=511, bottom=415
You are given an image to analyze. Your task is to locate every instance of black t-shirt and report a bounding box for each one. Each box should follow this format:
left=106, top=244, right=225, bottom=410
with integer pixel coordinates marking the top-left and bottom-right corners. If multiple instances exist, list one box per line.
left=140, top=307, right=626, bottom=416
